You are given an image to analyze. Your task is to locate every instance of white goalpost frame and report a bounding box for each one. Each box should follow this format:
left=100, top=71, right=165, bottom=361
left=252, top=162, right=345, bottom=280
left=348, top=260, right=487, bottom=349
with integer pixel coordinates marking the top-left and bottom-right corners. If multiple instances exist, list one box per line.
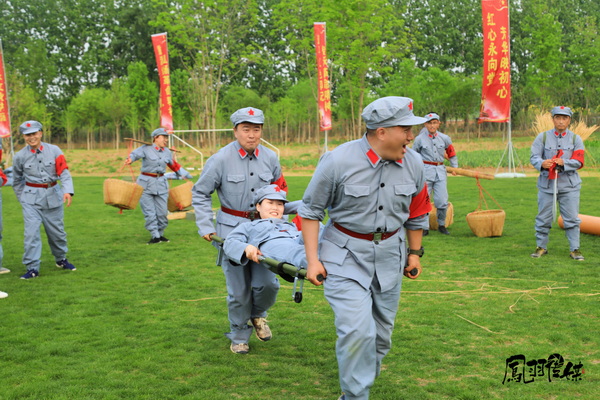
left=168, top=129, right=281, bottom=172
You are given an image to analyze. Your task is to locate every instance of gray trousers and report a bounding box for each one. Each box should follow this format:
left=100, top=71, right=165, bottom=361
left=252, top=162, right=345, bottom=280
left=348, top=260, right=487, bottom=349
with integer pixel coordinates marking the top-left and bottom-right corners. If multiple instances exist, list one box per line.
left=324, top=270, right=401, bottom=400
left=222, top=257, right=280, bottom=344
left=427, top=176, right=449, bottom=226
left=139, top=191, right=168, bottom=238
left=535, top=189, right=581, bottom=251
left=21, top=202, right=67, bottom=271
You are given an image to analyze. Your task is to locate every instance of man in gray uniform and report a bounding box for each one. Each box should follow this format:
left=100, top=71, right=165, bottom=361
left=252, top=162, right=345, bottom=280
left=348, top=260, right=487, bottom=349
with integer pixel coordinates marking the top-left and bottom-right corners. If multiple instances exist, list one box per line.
left=223, top=184, right=307, bottom=278
left=13, top=120, right=75, bottom=279
left=299, top=97, right=431, bottom=400
left=530, top=106, right=585, bottom=261
left=412, top=112, right=458, bottom=235
left=125, top=128, right=183, bottom=244
left=192, top=107, right=288, bottom=354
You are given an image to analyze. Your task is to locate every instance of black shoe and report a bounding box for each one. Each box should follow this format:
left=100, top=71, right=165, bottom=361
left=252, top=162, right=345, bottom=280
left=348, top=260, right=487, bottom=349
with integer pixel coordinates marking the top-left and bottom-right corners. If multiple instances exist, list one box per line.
left=438, top=226, right=450, bottom=235
left=159, top=236, right=170, bottom=243
left=423, top=230, right=429, bottom=236
left=147, top=237, right=161, bottom=245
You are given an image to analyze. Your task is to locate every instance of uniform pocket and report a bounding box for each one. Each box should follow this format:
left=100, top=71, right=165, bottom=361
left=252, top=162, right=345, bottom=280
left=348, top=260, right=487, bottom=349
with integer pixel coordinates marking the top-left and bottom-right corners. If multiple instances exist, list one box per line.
left=344, top=185, right=370, bottom=198
left=392, top=183, right=416, bottom=213
left=223, top=174, right=246, bottom=196
left=259, top=172, right=274, bottom=183
left=341, top=184, right=370, bottom=210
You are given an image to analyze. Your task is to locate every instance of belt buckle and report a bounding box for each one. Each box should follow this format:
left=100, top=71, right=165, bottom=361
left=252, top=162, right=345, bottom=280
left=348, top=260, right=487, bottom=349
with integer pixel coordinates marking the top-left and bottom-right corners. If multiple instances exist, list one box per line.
left=372, top=232, right=383, bottom=243
left=248, top=210, right=258, bottom=220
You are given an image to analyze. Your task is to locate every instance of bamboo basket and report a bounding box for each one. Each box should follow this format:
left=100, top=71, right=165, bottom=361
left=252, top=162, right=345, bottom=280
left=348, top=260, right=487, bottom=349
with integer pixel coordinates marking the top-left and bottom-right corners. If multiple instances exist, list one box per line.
left=103, top=179, right=144, bottom=210
left=168, top=181, right=193, bottom=212
left=466, top=209, right=505, bottom=238
left=429, top=202, right=454, bottom=230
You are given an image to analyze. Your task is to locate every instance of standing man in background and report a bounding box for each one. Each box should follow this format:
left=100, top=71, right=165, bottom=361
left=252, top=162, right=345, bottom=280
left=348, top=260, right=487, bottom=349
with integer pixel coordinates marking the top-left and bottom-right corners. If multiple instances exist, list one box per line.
left=299, top=97, right=431, bottom=400
left=412, top=112, right=458, bottom=235
left=125, top=127, right=183, bottom=244
left=192, top=107, right=288, bottom=354
left=530, top=106, right=585, bottom=261
left=12, top=120, right=75, bottom=279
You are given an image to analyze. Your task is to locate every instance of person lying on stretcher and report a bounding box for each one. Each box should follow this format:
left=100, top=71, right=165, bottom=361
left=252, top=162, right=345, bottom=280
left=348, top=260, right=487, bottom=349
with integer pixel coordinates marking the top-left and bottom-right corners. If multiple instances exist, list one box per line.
left=222, top=184, right=311, bottom=274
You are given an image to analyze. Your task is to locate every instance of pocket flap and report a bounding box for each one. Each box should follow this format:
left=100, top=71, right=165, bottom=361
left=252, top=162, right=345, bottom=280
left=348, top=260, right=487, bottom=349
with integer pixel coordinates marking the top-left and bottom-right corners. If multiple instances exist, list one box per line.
left=344, top=185, right=370, bottom=198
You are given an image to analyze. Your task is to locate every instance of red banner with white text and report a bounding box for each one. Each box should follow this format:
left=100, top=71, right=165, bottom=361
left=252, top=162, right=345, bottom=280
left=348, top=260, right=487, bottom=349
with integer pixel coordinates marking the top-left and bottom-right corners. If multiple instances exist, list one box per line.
left=0, top=39, right=11, bottom=138
left=314, top=23, right=332, bottom=131
left=152, top=33, right=173, bottom=132
left=479, top=0, right=511, bottom=123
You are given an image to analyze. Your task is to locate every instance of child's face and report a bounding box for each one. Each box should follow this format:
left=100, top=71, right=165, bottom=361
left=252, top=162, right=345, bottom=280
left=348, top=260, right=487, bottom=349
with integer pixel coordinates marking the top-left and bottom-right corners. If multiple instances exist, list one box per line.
left=256, top=199, right=285, bottom=219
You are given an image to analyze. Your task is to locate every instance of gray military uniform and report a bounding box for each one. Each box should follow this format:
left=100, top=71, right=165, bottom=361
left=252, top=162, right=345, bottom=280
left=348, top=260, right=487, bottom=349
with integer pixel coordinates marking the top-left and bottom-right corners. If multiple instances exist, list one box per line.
left=129, top=144, right=180, bottom=239
left=192, top=141, right=284, bottom=344
left=12, top=143, right=74, bottom=271
left=223, top=218, right=307, bottom=269
left=299, top=135, right=428, bottom=400
left=530, top=129, right=584, bottom=251
left=412, top=127, right=458, bottom=226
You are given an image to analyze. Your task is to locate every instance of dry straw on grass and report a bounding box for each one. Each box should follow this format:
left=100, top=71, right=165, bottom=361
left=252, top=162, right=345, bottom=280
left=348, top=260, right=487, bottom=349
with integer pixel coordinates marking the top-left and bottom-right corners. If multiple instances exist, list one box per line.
left=532, top=112, right=598, bottom=141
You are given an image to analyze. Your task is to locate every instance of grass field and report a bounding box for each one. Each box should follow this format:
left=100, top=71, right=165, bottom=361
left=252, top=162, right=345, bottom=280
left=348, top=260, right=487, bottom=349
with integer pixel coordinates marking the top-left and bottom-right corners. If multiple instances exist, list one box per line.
left=0, top=174, right=599, bottom=400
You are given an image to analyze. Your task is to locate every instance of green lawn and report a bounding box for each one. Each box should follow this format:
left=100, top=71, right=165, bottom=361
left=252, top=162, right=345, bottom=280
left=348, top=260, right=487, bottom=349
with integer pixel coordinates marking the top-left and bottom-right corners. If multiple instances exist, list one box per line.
left=0, top=175, right=598, bottom=399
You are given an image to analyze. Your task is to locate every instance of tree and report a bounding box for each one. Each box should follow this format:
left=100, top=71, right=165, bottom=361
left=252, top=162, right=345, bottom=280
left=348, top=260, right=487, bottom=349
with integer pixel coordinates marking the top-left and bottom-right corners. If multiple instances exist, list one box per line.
left=126, top=62, right=158, bottom=139
left=66, top=88, right=108, bottom=150
left=103, top=78, right=131, bottom=149
left=152, top=0, right=263, bottom=148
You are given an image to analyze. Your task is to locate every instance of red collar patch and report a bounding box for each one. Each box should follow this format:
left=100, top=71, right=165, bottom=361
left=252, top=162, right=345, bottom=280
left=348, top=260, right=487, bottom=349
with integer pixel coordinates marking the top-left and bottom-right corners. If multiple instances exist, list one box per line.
left=366, top=149, right=380, bottom=165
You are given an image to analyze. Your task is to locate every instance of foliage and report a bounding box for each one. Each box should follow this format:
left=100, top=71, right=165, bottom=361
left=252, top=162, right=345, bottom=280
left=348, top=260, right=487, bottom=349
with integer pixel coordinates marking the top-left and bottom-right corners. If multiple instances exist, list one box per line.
left=1, top=0, right=600, bottom=146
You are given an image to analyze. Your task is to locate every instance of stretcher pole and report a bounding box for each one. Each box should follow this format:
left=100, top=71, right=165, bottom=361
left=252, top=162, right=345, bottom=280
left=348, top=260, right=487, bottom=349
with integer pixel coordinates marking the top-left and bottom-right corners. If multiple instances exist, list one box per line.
left=210, top=234, right=320, bottom=303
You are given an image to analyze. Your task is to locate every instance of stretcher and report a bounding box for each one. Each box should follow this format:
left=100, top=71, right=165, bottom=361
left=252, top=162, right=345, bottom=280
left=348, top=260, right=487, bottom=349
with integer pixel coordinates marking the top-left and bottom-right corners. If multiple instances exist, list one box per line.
left=210, top=234, right=420, bottom=303
left=210, top=234, right=315, bottom=303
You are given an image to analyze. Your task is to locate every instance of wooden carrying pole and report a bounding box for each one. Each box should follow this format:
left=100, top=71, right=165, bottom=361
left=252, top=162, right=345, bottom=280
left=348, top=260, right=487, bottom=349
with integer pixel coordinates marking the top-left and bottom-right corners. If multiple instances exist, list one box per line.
left=446, top=167, right=495, bottom=180
left=124, top=138, right=181, bottom=152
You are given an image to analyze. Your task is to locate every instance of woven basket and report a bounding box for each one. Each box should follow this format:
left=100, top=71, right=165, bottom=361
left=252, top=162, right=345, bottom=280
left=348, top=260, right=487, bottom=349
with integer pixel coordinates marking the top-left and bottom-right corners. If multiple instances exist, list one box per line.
left=429, top=202, right=454, bottom=230
left=103, top=179, right=144, bottom=210
left=466, top=209, right=506, bottom=237
left=168, top=181, right=193, bottom=212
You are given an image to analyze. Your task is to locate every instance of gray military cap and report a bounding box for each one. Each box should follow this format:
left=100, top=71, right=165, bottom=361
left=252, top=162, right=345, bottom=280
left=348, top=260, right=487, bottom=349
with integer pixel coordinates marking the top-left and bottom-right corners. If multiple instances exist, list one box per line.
left=551, top=106, right=573, bottom=117
left=151, top=127, right=169, bottom=137
left=230, top=107, right=265, bottom=127
left=362, top=97, right=427, bottom=129
left=19, top=120, right=43, bottom=134
left=254, top=184, right=288, bottom=204
left=424, top=112, right=440, bottom=122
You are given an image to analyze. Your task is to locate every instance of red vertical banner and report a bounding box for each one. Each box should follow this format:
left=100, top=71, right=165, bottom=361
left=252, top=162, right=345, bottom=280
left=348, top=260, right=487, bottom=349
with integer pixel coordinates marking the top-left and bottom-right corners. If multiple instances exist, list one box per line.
left=479, top=0, right=511, bottom=123
left=314, top=22, right=332, bottom=131
left=151, top=33, right=173, bottom=132
left=0, top=39, right=11, bottom=138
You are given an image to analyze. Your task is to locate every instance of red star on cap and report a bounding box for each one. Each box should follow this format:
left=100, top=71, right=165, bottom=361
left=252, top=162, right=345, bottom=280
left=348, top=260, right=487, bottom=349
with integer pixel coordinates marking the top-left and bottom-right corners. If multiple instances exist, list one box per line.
left=273, top=185, right=281, bottom=192
left=26, top=123, right=31, bottom=127
left=428, top=114, right=432, bottom=117
left=248, top=109, right=255, bottom=116
left=409, top=102, right=413, bottom=111
left=560, top=106, right=565, bottom=109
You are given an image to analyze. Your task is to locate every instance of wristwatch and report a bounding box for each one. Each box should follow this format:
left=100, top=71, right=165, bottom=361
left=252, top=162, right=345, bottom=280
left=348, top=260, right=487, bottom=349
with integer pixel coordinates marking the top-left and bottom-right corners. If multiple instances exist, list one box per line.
left=408, top=246, right=425, bottom=257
